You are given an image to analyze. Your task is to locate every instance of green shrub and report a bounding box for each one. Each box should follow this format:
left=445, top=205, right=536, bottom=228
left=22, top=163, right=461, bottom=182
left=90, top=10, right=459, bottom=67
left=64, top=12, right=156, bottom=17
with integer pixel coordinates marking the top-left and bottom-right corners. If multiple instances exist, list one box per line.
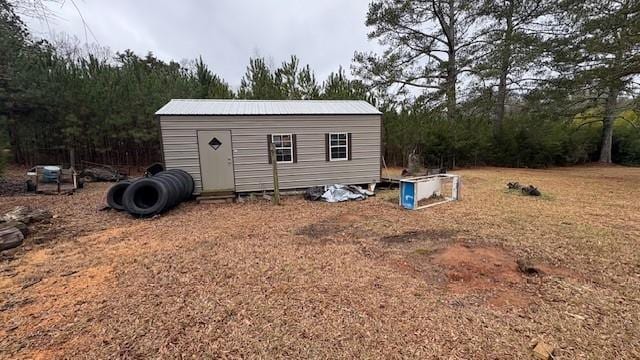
left=613, top=117, right=640, bottom=165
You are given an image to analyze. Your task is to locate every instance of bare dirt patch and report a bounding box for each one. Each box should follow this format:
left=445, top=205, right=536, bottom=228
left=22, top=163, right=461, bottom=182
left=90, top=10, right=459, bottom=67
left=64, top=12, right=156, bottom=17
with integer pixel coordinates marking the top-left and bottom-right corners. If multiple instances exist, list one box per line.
left=431, top=243, right=531, bottom=307
left=295, top=212, right=394, bottom=243
left=379, top=229, right=457, bottom=244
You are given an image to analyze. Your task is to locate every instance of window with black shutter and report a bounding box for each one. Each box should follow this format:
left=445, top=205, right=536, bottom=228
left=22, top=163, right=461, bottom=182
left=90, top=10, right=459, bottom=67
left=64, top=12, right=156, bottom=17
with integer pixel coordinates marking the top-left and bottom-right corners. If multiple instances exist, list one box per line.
left=269, top=134, right=295, bottom=163
left=328, top=133, right=349, bottom=161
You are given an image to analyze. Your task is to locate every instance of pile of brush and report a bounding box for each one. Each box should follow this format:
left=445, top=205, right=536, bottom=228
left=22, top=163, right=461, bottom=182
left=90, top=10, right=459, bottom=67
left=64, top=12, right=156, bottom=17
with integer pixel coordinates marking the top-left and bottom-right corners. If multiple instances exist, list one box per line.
left=507, top=182, right=541, bottom=196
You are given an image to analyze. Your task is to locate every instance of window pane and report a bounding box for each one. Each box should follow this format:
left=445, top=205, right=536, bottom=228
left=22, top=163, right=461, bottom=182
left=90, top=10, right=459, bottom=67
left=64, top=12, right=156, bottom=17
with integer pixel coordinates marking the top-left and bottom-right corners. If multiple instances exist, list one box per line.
left=276, top=148, right=292, bottom=162
left=273, top=134, right=293, bottom=148
left=331, top=146, right=347, bottom=160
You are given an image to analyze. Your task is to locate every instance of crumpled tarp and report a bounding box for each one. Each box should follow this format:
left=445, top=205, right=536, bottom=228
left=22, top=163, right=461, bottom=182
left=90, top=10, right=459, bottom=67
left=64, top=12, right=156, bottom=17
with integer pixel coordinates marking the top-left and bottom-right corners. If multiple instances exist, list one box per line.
left=304, top=184, right=374, bottom=202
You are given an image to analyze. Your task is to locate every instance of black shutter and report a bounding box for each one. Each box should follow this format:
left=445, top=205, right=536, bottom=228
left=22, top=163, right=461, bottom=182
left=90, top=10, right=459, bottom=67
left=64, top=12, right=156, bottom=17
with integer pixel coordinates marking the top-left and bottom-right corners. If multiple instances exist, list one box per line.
left=325, top=133, right=330, bottom=161
left=292, top=134, right=298, bottom=163
left=267, top=134, right=272, bottom=164
left=347, top=133, right=352, bottom=160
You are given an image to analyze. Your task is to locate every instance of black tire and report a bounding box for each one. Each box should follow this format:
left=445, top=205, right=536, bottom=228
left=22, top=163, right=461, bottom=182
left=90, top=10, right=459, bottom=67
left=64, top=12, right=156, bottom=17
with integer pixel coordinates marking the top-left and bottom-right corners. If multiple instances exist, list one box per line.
left=25, top=179, right=36, bottom=192
left=156, top=171, right=188, bottom=202
left=153, top=174, right=181, bottom=208
left=167, top=169, right=194, bottom=197
left=106, top=180, right=131, bottom=211
left=122, top=178, right=169, bottom=216
left=145, top=162, right=165, bottom=176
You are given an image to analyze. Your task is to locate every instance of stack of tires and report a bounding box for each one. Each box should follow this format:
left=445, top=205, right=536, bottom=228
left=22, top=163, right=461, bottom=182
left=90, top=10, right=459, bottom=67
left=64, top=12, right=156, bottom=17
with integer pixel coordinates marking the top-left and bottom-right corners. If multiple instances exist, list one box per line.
left=106, top=169, right=194, bottom=217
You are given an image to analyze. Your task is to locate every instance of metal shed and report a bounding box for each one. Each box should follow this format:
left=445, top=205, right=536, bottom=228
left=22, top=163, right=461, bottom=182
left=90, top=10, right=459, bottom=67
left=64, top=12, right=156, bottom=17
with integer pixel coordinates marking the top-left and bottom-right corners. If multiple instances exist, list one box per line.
left=155, top=99, right=382, bottom=194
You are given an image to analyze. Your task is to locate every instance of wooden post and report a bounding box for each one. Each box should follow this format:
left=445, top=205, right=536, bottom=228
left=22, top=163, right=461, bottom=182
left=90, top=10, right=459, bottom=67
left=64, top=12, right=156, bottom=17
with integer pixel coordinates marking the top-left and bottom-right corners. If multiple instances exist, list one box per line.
left=69, top=147, right=76, bottom=169
left=269, top=143, right=280, bottom=205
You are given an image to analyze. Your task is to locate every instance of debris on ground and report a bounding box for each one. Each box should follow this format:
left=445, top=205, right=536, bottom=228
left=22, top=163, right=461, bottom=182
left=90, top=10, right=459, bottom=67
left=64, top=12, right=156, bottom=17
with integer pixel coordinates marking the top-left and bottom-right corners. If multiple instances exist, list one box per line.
left=401, top=174, right=461, bottom=210
left=0, top=206, right=53, bottom=251
left=319, top=184, right=374, bottom=202
left=401, top=167, right=447, bottom=177
left=507, top=182, right=541, bottom=196
left=0, top=178, right=28, bottom=196
left=517, top=258, right=543, bottom=275
left=1, top=206, right=52, bottom=224
left=532, top=341, right=555, bottom=360
left=3, top=221, right=29, bottom=236
left=79, top=163, right=127, bottom=182
left=304, top=186, right=325, bottom=201
left=0, top=226, right=24, bottom=251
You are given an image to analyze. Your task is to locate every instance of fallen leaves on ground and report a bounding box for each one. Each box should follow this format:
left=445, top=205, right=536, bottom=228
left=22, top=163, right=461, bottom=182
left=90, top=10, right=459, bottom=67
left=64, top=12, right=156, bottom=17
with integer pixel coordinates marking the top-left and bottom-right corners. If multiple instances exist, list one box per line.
left=1, top=165, right=639, bottom=358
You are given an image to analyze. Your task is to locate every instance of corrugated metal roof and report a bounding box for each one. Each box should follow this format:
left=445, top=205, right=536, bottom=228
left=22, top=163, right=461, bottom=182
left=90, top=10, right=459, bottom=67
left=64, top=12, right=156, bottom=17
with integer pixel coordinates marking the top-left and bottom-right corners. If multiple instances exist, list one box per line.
left=155, top=99, right=381, bottom=116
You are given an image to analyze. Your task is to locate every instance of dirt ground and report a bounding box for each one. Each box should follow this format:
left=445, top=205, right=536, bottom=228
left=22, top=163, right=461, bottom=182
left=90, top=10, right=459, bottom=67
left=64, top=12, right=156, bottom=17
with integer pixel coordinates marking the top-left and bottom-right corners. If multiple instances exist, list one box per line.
left=1, top=165, right=639, bottom=359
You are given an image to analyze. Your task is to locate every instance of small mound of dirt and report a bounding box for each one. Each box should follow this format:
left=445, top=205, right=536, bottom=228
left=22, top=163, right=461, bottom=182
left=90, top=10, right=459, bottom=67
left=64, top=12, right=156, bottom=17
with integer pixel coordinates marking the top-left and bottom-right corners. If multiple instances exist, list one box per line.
left=431, top=244, right=529, bottom=307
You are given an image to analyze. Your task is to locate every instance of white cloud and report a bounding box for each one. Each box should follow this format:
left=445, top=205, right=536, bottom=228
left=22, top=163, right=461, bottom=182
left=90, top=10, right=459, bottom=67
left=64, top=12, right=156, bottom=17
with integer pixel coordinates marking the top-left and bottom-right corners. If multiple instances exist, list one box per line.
left=24, top=0, right=379, bottom=86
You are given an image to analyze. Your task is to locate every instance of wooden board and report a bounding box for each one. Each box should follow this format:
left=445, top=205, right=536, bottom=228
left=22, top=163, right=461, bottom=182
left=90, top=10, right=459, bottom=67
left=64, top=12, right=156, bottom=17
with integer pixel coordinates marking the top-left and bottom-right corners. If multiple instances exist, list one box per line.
left=36, top=182, right=76, bottom=194
left=0, top=226, right=24, bottom=251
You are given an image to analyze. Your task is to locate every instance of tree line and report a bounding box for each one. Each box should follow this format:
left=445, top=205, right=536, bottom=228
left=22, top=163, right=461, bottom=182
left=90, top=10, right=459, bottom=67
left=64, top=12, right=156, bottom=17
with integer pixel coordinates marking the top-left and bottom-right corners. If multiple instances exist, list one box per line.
left=356, top=0, right=639, bottom=167
left=1, top=0, right=639, bottom=175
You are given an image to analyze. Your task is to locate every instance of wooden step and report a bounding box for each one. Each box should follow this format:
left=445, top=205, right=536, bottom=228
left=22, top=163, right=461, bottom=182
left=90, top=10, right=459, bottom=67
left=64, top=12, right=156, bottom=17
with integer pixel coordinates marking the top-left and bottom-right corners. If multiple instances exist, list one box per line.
left=197, top=197, right=235, bottom=204
left=200, top=191, right=235, bottom=197
left=197, top=193, right=236, bottom=204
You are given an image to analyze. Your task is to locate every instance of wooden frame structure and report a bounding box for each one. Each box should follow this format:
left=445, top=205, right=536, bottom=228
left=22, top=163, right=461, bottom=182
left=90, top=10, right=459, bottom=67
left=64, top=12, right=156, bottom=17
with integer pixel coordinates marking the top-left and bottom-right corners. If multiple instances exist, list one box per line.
left=28, top=166, right=79, bottom=194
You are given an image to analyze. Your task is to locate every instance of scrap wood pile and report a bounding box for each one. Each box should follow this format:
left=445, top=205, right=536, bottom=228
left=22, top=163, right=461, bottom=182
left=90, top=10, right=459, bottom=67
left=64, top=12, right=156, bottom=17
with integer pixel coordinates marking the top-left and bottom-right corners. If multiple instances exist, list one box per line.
left=0, top=206, right=52, bottom=251
left=79, top=162, right=128, bottom=182
left=401, top=167, right=447, bottom=177
left=507, top=182, right=541, bottom=196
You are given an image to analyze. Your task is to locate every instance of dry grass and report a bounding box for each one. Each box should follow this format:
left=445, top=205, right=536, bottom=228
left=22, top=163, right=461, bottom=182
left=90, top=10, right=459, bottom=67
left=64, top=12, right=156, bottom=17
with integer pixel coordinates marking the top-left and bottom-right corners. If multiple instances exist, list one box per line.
left=1, top=165, right=639, bottom=359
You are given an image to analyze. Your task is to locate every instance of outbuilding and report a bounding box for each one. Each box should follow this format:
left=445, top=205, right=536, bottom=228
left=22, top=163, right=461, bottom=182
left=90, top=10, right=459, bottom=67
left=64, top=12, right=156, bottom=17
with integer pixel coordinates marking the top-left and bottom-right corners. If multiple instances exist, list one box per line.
left=155, top=99, right=382, bottom=194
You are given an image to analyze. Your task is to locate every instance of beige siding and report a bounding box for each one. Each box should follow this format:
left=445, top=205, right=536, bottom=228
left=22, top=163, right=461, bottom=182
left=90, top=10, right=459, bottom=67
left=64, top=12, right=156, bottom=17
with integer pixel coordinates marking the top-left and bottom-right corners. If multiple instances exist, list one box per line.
left=159, top=115, right=381, bottom=193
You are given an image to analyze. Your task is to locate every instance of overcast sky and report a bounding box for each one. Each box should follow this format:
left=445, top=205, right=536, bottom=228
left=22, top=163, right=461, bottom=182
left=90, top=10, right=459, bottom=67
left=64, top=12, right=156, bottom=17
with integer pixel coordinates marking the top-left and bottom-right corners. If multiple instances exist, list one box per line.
left=25, top=0, right=378, bottom=87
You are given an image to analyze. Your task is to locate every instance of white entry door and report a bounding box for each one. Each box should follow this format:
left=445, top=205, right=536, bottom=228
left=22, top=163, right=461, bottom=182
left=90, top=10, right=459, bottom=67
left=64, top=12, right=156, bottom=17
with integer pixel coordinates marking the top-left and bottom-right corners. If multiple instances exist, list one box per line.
left=197, top=130, right=235, bottom=192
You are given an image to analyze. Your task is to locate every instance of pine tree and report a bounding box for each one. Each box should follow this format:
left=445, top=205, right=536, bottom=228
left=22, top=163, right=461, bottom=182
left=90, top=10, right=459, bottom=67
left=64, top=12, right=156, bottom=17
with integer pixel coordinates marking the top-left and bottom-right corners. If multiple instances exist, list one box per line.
left=322, top=67, right=372, bottom=101
left=354, top=0, right=482, bottom=120
left=238, top=57, right=284, bottom=99
left=555, top=0, right=640, bottom=163
left=194, top=56, right=234, bottom=99
left=297, top=64, right=320, bottom=100
left=475, top=0, right=554, bottom=132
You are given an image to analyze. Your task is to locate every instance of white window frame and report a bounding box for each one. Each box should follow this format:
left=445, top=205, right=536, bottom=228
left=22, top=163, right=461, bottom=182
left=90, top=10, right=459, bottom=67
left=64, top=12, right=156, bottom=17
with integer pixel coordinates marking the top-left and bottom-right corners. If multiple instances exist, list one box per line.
left=271, top=134, right=294, bottom=164
left=329, top=132, right=349, bottom=161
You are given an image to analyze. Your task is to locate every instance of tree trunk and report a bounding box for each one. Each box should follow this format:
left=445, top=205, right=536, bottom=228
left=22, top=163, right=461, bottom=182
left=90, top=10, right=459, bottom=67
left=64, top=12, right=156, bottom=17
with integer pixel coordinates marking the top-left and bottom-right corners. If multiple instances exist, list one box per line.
left=446, top=53, right=457, bottom=121
left=495, top=2, right=514, bottom=133
left=445, top=0, right=457, bottom=121
left=598, top=86, right=619, bottom=163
